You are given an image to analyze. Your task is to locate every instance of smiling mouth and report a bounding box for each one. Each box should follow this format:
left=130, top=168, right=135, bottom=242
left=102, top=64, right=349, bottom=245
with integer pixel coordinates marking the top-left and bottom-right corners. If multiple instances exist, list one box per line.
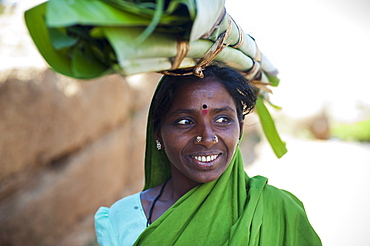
left=192, top=154, right=220, bottom=163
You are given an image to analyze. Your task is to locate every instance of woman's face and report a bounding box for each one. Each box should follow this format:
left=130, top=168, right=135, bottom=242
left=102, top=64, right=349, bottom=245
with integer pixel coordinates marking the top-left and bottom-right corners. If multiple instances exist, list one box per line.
left=158, top=78, right=243, bottom=185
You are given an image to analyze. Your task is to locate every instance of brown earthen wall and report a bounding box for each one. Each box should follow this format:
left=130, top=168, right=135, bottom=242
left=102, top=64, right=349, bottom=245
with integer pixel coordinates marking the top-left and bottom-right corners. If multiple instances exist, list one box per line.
left=0, top=67, right=160, bottom=246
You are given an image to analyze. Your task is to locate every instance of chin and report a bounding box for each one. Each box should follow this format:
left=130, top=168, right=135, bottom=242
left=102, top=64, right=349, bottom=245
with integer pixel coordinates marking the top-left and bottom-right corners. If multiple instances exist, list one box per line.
left=192, top=172, right=223, bottom=184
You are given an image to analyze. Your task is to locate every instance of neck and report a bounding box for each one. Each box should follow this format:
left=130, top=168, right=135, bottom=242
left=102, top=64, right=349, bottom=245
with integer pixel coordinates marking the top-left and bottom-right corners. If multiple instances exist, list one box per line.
left=166, top=166, right=200, bottom=203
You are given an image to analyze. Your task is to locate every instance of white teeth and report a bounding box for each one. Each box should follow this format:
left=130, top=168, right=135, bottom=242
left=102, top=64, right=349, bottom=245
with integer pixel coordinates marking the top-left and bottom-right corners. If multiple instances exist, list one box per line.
left=194, top=155, right=218, bottom=163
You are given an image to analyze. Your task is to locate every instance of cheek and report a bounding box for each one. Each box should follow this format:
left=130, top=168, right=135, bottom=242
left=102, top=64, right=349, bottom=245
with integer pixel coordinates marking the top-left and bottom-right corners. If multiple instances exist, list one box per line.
left=161, top=131, right=188, bottom=154
left=162, top=141, right=187, bottom=167
left=220, top=128, right=240, bottom=152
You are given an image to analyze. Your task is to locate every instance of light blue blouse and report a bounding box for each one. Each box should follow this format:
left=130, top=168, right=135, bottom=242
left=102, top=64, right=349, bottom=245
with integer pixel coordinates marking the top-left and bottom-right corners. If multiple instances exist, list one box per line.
left=94, top=192, right=147, bottom=246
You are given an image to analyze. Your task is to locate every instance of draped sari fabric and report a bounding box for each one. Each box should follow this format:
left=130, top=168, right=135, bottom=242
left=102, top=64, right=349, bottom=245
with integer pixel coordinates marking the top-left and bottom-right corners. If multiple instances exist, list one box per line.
left=136, top=79, right=322, bottom=245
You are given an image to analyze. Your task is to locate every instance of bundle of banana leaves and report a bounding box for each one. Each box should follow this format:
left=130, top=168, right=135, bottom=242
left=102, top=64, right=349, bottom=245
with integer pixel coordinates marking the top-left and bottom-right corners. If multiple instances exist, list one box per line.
left=25, top=0, right=287, bottom=158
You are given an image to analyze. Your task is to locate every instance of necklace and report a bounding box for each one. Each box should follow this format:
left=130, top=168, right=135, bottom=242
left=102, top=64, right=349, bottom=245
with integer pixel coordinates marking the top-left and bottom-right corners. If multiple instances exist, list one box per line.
left=146, top=179, right=170, bottom=227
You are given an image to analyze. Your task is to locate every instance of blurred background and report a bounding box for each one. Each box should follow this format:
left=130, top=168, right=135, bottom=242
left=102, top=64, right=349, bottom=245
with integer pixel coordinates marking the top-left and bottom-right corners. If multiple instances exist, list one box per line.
left=0, top=0, right=369, bottom=245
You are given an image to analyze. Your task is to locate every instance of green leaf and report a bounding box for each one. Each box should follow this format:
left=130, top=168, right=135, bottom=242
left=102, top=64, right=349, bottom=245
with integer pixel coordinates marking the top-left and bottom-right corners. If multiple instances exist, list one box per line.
left=25, top=3, right=111, bottom=79
left=255, top=97, right=287, bottom=158
left=103, top=26, right=178, bottom=61
left=48, top=28, right=78, bottom=50
left=266, top=74, right=280, bottom=87
left=101, top=0, right=156, bottom=16
left=166, top=0, right=197, bottom=20
left=71, top=43, right=111, bottom=78
left=47, top=0, right=152, bottom=27
left=135, top=0, right=165, bottom=44
left=267, top=100, right=282, bottom=110
left=24, top=3, right=74, bottom=77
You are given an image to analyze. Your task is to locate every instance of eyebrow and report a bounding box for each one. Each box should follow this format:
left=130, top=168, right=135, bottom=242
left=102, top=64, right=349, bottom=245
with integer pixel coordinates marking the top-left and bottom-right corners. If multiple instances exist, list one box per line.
left=168, top=109, right=196, bottom=117
left=168, top=106, right=236, bottom=117
left=212, top=106, right=236, bottom=114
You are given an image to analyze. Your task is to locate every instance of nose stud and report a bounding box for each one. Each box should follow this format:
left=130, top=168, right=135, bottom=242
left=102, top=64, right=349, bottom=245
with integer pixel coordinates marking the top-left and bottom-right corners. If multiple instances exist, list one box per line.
left=213, top=135, right=218, bottom=143
left=196, top=135, right=218, bottom=143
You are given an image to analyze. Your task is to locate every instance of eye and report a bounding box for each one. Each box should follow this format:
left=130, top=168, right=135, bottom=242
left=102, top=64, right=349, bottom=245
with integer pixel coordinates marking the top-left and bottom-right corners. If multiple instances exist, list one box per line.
left=215, top=117, right=231, bottom=124
left=177, top=118, right=193, bottom=125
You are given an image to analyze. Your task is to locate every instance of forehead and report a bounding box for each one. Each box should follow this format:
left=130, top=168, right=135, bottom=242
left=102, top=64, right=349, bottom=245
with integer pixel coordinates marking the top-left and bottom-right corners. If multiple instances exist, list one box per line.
left=171, top=78, right=236, bottom=110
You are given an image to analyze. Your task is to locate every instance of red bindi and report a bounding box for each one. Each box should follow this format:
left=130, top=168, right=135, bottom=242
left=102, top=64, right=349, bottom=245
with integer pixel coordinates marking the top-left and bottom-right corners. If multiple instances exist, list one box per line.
left=202, top=104, right=208, bottom=115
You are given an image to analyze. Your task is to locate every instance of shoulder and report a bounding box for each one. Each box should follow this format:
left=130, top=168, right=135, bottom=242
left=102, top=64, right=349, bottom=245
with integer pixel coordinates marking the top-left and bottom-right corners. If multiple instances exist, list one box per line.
left=108, top=192, right=147, bottom=231
left=94, top=192, right=147, bottom=246
left=109, top=192, right=143, bottom=217
left=249, top=177, right=322, bottom=245
left=95, top=206, right=120, bottom=245
left=248, top=175, right=304, bottom=209
left=247, top=175, right=311, bottom=224
left=264, top=184, right=305, bottom=209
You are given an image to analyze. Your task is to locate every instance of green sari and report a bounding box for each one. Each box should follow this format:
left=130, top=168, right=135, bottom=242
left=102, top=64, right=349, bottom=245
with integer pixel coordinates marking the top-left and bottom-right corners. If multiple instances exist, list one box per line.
left=136, top=86, right=322, bottom=245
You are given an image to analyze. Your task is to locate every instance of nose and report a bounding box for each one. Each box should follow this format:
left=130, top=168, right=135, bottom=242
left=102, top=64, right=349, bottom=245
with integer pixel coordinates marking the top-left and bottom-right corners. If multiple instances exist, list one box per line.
left=194, top=121, right=217, bottom=148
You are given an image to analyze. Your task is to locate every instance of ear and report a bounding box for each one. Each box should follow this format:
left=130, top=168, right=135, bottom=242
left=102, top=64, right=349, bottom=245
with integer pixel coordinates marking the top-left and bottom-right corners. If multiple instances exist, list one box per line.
left=155, top=131, right=164, bottom=148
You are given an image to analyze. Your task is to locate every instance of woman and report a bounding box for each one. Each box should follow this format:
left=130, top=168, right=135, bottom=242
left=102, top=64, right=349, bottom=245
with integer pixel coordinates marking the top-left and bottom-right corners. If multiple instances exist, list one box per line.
left=95, top=65, right=322, bottom=245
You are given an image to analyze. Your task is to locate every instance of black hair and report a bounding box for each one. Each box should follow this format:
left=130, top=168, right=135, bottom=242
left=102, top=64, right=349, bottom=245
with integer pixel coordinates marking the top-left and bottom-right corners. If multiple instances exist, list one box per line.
left=150, top=65, right=257, bottom=133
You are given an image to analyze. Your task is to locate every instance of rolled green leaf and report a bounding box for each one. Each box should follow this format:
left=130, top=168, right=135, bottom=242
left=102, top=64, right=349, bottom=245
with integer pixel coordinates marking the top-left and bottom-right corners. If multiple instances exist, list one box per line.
left=100, top=26, right=256, bottom=74
left=190, top=0, right=225, bottom=41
